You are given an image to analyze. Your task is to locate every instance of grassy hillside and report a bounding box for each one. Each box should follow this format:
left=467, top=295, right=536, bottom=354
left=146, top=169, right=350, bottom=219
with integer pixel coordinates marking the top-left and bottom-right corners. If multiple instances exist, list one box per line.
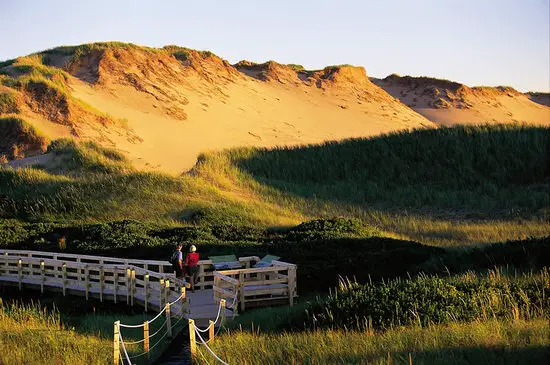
left=0, top=124, right=548, bottom=246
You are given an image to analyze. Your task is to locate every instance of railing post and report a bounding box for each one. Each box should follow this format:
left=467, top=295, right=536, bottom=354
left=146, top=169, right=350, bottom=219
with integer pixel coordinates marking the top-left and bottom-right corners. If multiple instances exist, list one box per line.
left=3, top=253, right=8, bottom=275
left=126, top=268, right=131, bottom=305
left=131, top=269, right=136, bottom=307
left=85, top=265, right=90, bottom=301
left=143, top=321, right=150, bottom=359
left=199, top=265, right=204, bottom=290
left=238, top=272, right=245, bottom=312
left=17, top=259, right=22, bottom=291
left=221, top=298, right=226, bottom=323
left=113, top=320, right=120, bottom=365
left=40, top=260, right=45, bottom=294
left=62, top=263, right=67, bottom=296
left=100, top=266, right=105, bottom=303
left=113, top=267, right=118, bottom=304
left=179, top=286, right=186, bottom=317
left=164, top=280, right=170, bottom=309
left=144, top=274, right=149, bottom=312
left=188, top=319, right=196, bottom=362
left=77, top=257, right=82, bottom=282
left=288, top=266, right=296, bottom=306
left=166, top=303, right=172, bottom=338
left=159, top=279, right=165, bottom=309
left=209, top=320, right=214, bottom=342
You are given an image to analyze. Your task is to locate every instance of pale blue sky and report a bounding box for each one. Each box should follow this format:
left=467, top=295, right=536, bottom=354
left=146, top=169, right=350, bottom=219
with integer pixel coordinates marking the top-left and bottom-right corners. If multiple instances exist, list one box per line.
left=1, top=0, right=549, bottom=91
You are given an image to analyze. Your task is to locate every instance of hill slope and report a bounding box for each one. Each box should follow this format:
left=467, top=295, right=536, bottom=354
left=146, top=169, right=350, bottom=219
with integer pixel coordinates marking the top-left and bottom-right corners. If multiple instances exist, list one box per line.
left=0, top=43, right=433, bottom=173
left=372, top=74, right=550, bottom=126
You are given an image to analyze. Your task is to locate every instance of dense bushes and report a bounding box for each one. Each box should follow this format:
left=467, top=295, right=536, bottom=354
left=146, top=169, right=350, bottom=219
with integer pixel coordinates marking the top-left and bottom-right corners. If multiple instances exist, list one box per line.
left=301, top=269, right=550, bottom=330
left=1, top=219, right=549, bottom=293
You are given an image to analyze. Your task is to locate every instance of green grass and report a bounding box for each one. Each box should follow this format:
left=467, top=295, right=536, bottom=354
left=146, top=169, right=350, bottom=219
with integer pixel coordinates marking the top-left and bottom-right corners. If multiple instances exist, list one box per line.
left=0, top=300, right=111, bottom=365
left=0, top=124, right=548, bottom=246
left=0, top=116, right=48, bottom=159
left=0, top=90, right=20, bottom=113
left=203, top=319, right=549, bottom=365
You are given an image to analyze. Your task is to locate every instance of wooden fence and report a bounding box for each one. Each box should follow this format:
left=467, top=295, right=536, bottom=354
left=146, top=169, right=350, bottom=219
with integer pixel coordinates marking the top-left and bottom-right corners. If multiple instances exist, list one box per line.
left=213, top=259, right=297, bottom=312
left=0, top=249, right=186, bottom=314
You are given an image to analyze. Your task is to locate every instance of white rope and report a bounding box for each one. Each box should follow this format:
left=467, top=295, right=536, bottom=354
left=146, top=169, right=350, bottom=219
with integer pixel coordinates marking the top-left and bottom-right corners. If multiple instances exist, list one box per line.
left=148, top=318, right=168, bottom=339
left=147, top=305, right=167, bottom=324
left=196, top=302, right=223, bottom=333
left=168, top=292, right=185, bottom=306
left=195, top=327, right=228, bottom=365
left=225, top=287, right=239, bottom=309
left=119, top=321, right=146, bottom=329
left=119, top=333, right=132, bottom=365
left=122, top=337, right=146, bottom=345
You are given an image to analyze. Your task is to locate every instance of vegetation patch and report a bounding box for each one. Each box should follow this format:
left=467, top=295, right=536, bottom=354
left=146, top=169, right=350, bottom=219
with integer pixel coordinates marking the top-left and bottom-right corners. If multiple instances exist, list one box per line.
left=0, top=117, right=48, bottom=160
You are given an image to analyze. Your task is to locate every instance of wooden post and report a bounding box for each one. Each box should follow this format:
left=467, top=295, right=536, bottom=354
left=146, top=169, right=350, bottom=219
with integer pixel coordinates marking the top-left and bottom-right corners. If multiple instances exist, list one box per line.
left=77, top=257, right=82, bottom=282
left=40, top=260, right=45, bottom=294
left=288, top=266, right=296, bottom=306
left=188, top=319, right=197, bottom=362
left=143, top=321, right=150, bottom=358
left=409, top=353, right=412, bottom=365
left=164, top=280, right=170, bottom=309
left=144, top=274, right=149, bottom=312
left=179, top=286, right=186, bottom=317
left=99, top=266, right=104, bottom=303
left=113, top=267, right=118, bottom=304
left=3, top=253, right=8, bottom=275
left=209, top=320, right=214, bottom=342
left=238, top=272, right=245, bottom=312
left=220, top=299, right=226, bottom=324
left=17, top=259, right=22, bottom=291
left=159, top=279, right=165, bottom=309
left=387, top=351, right=391, bottom=365
left=113, top=321, right=120, bottom=365
left=62, top=263, right=67, bottom=296
left=159, top=265, right=164, bottom=274
left=126, top=268, right=131, bottom=305
left=199, top=265, right=204, bottom=290
left=166, top=303, right=172, bottom=338
left=85, top=265, right=90, bottom=301
left=130, top=269, right=136, bottom=307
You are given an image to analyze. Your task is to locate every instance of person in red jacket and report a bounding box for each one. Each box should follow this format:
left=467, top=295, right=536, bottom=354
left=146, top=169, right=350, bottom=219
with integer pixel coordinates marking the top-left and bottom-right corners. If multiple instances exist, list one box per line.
left=185, top=245, right=199, bottom=292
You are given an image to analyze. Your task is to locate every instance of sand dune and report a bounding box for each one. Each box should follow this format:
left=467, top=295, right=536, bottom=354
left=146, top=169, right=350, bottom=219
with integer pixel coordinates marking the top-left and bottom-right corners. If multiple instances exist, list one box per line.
left=372, top=75, right=550, bottom=126
left=1, top=44, right=434, bottom=173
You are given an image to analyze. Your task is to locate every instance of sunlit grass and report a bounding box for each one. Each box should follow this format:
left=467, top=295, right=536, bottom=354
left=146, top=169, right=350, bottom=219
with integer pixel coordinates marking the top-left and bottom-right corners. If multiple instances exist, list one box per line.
left=203, top=319, right=549, bottom=365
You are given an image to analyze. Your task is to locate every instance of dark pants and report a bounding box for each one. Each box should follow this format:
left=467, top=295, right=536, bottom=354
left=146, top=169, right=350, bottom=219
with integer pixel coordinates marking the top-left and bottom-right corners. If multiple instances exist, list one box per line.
left=187, top=265, right=199, bottom=290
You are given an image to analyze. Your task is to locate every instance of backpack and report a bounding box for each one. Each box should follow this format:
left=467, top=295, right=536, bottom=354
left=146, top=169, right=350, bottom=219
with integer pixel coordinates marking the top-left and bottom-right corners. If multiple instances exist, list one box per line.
left=170, top=250, right=180, bottom=271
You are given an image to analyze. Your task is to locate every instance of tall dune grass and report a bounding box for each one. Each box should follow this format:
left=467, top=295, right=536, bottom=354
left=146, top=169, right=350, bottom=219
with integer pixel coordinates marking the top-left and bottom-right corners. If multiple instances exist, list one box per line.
left=0, top=124, right=548, bottom=246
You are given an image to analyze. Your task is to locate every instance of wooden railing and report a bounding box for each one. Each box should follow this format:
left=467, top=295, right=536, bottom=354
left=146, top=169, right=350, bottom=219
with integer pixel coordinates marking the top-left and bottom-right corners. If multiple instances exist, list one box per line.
left=213, top=259, right=297, bottom=312
left=0, top=250, right=186, bottom=314
left=193, top=256, right=259, bottom=291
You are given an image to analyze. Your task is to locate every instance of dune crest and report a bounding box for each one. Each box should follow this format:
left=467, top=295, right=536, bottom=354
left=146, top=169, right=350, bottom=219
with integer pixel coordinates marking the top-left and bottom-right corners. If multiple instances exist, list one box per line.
left=372, top=74, right=550, bottom=126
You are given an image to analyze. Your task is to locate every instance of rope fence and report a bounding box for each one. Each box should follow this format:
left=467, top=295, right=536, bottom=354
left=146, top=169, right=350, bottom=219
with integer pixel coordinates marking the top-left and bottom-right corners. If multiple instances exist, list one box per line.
left=114, top=287, right=188, bottom=365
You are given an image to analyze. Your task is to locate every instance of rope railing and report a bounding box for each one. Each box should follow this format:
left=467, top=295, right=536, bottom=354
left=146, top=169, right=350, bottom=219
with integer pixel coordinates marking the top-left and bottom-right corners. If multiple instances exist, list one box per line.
left=114, top=287, right=188, bottom=365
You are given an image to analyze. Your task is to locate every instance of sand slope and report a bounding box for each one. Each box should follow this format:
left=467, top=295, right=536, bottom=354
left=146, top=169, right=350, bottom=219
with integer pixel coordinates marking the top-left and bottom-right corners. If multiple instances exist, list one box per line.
left=2, top=45, right=435, bottom=173
left=372, top=75, right=550, bottom=126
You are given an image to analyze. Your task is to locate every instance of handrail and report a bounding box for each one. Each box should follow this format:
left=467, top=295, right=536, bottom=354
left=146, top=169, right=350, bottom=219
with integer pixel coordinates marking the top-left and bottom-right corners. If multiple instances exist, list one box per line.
left=216, top=265, right=289, bottom=275
left=213, top=272, right=239, bottom=286
left=1, top=254, right=183, bottom=285
left=0, top=249, right=171, bottom=267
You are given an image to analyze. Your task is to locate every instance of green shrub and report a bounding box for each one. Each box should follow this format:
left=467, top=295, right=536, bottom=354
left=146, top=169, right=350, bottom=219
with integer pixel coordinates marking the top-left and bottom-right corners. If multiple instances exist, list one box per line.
left=301, top=269, right=550, bottom=330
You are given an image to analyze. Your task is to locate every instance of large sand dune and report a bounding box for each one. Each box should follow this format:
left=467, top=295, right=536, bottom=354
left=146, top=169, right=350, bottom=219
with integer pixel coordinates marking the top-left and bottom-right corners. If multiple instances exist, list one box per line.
left=1, top=44, right=433, bottom=173
left=372, top=75, right=550, bottom=126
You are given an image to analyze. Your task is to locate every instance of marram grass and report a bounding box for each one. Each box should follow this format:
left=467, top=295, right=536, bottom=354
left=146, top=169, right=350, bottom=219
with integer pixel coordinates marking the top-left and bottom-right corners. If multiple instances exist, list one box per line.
left=202, top=319, right=549, bottom=365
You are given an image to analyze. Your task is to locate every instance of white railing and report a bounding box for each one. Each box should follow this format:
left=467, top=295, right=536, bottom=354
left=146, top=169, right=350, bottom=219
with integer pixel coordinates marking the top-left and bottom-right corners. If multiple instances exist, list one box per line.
left=0, top=250, right=186, bottom=312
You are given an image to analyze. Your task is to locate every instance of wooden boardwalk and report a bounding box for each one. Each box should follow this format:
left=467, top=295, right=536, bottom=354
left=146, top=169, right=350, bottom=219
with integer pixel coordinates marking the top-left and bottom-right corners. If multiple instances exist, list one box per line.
left=0, top=249, right=297, bottom=364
